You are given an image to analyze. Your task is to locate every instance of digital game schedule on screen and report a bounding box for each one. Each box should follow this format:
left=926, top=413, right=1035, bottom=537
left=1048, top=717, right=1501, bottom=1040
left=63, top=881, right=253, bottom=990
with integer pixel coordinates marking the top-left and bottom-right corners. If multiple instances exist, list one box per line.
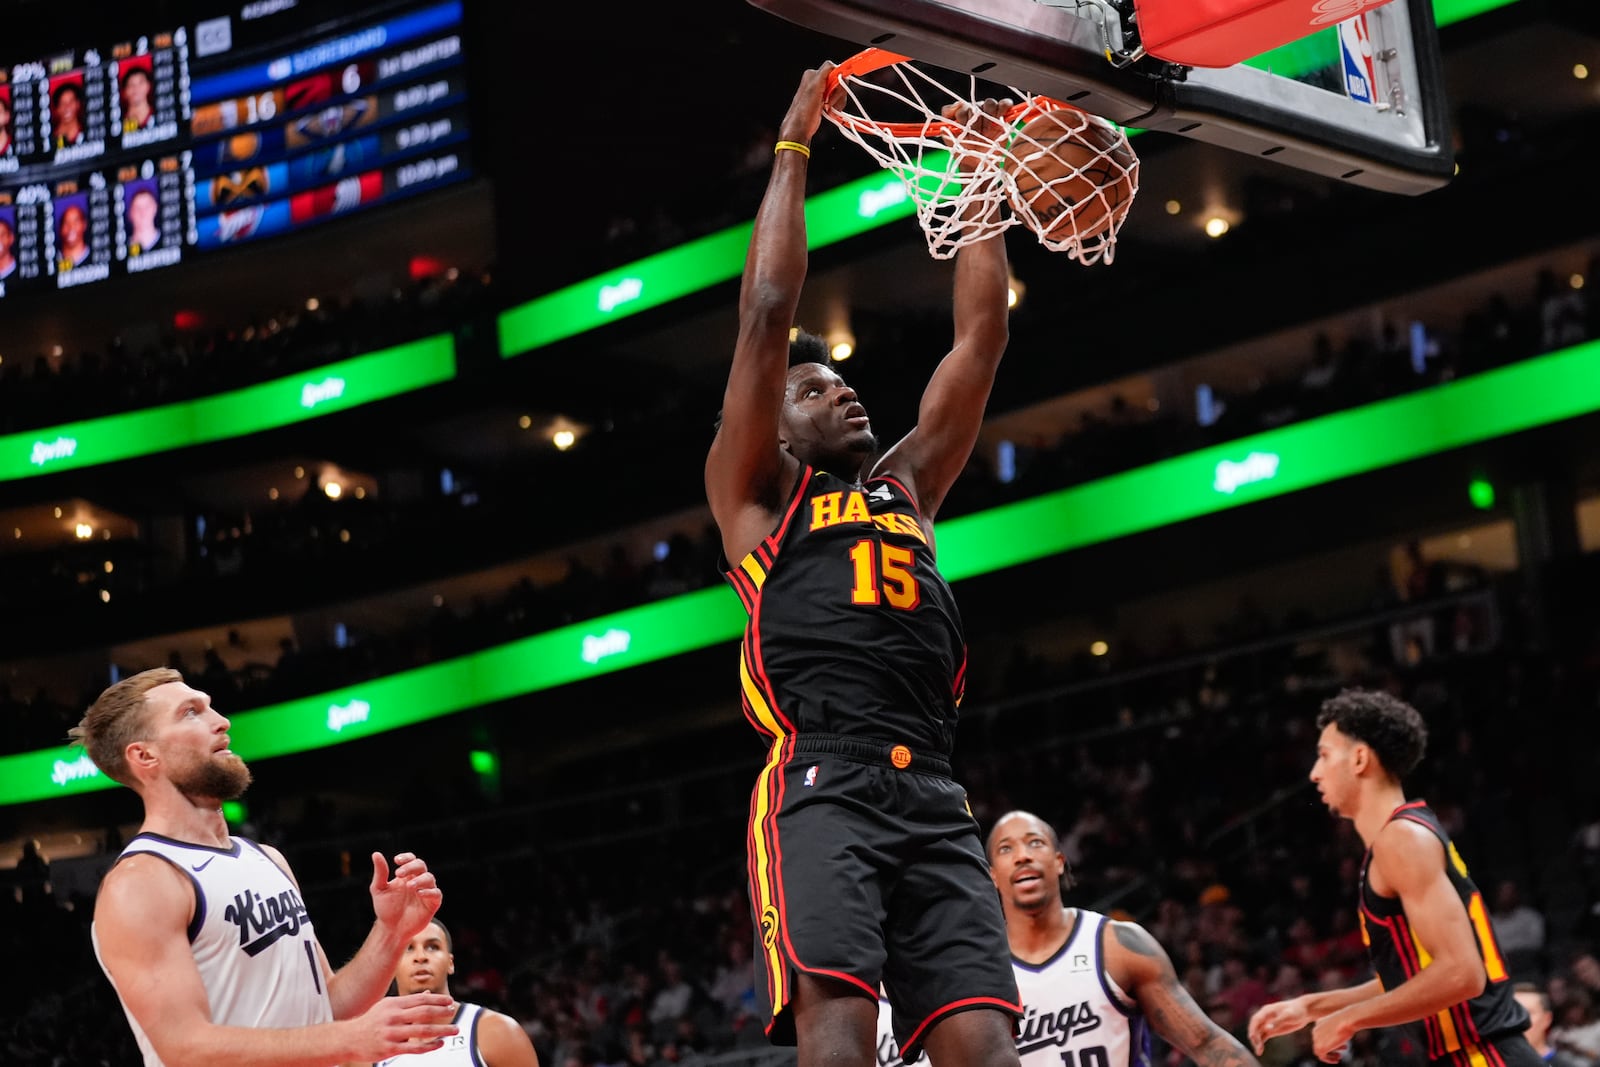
left=0, top=0, right=473, bottom=302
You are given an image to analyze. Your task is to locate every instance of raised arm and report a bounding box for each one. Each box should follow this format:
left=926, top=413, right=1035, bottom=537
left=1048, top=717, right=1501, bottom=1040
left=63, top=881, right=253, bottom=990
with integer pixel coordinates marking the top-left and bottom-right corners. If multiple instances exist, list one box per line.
left=873, top=101, right=1011, bottom=519
left=1107, top=920, right=1264, bottom=1067
left=1308, top=823, right=1488, bottom=1061
left=318, top=850, right=444, bottom=1019
left=704, top=64, right=832, bottom=563
left=94, top=854, right=457, bottom=1067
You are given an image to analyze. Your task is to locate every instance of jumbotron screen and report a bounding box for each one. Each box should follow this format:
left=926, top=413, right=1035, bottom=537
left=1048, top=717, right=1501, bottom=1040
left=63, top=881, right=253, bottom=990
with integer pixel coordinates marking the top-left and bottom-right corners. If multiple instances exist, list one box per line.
left=0, top=0, right=473, bottom=299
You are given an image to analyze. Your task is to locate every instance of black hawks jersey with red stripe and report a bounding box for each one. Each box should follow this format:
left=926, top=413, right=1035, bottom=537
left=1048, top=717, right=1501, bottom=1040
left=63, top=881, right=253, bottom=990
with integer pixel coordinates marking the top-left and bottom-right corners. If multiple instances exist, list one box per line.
left=1359, top=800, right=1529, bottom=1061
left=721, top=466, right=966, bottom=754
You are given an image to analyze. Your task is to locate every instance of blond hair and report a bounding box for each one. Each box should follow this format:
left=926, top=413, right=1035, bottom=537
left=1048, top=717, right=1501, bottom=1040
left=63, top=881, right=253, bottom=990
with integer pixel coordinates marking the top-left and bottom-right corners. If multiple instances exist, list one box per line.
left=70, top=668, right=183, bottom=786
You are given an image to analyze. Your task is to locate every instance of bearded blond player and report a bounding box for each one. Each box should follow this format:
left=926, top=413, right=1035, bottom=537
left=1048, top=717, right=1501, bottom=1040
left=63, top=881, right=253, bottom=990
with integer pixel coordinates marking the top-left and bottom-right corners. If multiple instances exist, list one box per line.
left=77, top=667, right=458, bottom=1066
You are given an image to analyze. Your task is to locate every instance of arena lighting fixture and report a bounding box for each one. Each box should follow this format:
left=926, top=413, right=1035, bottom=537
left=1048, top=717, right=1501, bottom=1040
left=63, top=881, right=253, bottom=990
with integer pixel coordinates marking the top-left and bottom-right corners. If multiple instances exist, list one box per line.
left=5, top=334, right=1597, bottom=809
left=495, top=0, right=1520, bottom=359
left=1006, top=276, right=1026, bottom=310
left=1205, top=216, right=1231, bottom=238
left=546, top=415, right=586, bottom=451
left=1468, top=477, right=1496, bottom=510
left=829, top=331, right=856, bottom=362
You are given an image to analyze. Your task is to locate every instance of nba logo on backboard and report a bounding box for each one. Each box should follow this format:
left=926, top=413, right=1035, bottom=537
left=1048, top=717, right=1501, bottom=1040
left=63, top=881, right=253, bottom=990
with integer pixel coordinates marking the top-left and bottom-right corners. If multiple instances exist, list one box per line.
left=1339, top=15, right=1378, bottom=105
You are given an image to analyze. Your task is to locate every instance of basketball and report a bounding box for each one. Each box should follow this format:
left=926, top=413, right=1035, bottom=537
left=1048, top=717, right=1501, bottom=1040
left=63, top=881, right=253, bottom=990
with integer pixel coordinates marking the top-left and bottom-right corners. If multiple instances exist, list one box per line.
left=1004, top=109, right=1138, bottom=246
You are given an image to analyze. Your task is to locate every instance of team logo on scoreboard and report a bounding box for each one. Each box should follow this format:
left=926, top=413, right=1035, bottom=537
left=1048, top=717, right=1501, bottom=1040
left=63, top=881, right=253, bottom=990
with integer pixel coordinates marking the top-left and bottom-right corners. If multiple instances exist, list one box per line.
left=288, top=99, right=375, bottom=146
left=210, top=167, right=272, bottom=209
left=215, top=205, right=266, bottom=244
left=218, top=133, right=263, bottom=166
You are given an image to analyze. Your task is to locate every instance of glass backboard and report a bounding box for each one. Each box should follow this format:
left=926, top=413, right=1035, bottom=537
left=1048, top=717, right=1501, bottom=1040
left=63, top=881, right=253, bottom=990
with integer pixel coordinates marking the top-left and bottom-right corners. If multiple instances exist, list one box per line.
left=747, top=0, right=1454, bottom=194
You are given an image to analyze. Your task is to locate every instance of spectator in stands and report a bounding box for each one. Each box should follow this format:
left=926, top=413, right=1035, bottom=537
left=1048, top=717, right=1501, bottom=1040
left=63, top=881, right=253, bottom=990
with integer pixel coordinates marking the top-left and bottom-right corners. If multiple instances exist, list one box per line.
left=646, top=955, right=696, bottom=1042
left=1218, top=954, right=1273, bottom=1027
left=1537, top=269, right=1587, bottom=351
left=1491, top=880, right=1548, bottom=981
left=1389, top=539, right=1439, bottom=665
left=1513, top=984, right=1590, bottom=1067
left=13, top=838, right=51, bottom=908
left=1552, top=989, right=1600, bottom=1064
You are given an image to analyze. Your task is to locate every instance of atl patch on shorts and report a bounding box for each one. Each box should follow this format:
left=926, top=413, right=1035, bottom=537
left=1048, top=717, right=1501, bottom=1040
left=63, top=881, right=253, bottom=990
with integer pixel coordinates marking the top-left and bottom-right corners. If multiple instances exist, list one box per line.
left=747, top=735, right=1021, bottom=1062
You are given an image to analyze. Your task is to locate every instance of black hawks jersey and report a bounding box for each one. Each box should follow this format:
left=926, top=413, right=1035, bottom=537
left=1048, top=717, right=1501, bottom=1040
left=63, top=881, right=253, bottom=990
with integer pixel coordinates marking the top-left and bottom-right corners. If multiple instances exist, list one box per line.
left=1358, top=801, right=1530, bottom=1061
left=722, top=466, right=966, bottom=754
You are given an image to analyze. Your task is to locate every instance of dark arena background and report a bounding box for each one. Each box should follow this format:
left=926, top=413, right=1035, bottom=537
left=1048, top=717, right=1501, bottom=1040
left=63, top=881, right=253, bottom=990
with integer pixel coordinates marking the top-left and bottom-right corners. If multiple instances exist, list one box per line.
left=2, top=0, right=1600, bottom=1064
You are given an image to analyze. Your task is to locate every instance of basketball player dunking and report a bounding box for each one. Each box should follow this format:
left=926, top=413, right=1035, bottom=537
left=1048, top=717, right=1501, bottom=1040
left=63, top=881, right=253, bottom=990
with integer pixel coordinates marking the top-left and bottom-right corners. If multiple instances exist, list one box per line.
left=706, top=64, right=1023, bottom=1067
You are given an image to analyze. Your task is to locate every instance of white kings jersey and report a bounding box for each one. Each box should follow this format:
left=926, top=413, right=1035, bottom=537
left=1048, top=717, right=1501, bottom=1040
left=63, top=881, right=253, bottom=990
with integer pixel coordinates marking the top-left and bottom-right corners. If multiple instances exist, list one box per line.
left=91, top=833, right=334, bottom=1067
left=378, top=1002, right=488, bottom=1067
left=877, top=909, right=1152, bottom=1067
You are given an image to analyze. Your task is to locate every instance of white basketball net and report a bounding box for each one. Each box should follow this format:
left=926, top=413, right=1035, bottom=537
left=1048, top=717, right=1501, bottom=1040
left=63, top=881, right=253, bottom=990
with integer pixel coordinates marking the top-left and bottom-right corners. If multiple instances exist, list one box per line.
left=822, top=51, right=1140, bottom=265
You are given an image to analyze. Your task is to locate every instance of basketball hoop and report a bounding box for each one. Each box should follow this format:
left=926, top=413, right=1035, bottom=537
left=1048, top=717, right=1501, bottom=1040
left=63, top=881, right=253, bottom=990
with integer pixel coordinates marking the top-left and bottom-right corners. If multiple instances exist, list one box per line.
left=822, top=48, right=1139, bottom=264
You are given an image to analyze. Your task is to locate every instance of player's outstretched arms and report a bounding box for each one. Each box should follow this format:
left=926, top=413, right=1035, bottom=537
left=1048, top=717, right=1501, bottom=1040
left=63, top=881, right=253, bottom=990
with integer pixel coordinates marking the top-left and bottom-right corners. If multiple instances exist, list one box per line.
left=1248, top=979, right=1383, bottom=1056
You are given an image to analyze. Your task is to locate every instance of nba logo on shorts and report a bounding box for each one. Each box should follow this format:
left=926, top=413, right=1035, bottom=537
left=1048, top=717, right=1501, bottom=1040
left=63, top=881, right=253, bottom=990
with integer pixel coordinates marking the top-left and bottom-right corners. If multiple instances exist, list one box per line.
left=804, top=765, right=818, bottom=787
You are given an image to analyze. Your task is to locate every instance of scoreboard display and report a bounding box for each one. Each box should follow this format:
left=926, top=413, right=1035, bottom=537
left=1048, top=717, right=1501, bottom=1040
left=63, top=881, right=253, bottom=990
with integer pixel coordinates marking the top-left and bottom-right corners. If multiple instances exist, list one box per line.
left=0, top=0, right=473, bottom=301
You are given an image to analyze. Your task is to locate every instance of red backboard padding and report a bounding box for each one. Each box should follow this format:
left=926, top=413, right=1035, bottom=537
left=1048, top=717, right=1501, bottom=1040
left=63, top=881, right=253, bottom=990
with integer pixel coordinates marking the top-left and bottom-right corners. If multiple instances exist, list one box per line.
left=1134, top=0, right=1395, bottom=67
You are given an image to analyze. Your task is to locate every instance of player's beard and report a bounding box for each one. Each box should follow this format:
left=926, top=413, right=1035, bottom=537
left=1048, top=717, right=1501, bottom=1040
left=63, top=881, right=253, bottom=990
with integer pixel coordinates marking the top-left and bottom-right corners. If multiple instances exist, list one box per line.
left=176, top=752, right=253, bottom=803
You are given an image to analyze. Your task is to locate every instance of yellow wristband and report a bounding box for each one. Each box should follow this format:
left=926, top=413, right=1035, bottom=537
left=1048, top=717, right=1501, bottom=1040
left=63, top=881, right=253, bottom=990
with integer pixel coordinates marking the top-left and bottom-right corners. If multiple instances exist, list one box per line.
left=774, top=140, right=811, bottom=158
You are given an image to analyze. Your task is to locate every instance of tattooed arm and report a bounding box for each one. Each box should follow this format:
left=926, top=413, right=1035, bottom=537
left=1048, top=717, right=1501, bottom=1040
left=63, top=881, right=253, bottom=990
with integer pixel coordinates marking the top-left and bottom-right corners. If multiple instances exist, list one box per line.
left=1105, top=920, right=1264, bottom=1067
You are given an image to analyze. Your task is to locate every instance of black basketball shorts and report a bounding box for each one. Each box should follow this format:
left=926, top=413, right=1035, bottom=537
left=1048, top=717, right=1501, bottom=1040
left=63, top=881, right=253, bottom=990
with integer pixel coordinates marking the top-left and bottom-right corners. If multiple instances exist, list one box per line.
left=1430, top=1032, right=1545, bottom=1067
left=745, top=734, right=1021, bottom=1063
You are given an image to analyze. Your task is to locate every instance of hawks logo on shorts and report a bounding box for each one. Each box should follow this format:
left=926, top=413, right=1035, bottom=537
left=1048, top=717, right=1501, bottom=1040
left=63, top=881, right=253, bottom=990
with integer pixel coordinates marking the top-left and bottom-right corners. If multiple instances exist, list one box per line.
left=761, top=905, right=780, bottom=951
